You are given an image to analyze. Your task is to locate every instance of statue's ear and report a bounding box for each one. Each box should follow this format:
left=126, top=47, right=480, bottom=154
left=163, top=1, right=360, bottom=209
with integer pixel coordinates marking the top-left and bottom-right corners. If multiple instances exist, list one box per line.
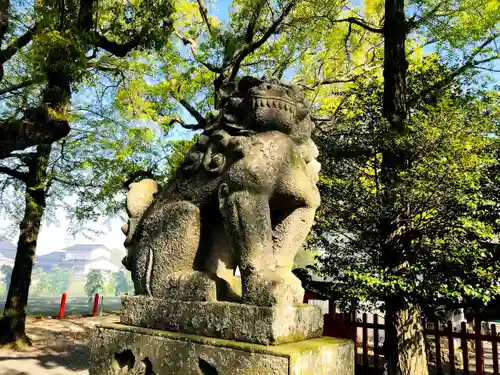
left=237, top=76, right=263, bottom=93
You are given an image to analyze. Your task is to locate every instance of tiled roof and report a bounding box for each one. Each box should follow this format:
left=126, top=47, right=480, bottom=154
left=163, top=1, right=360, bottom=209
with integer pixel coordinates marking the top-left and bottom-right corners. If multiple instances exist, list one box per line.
left=35, top=252, right=66, bottom=262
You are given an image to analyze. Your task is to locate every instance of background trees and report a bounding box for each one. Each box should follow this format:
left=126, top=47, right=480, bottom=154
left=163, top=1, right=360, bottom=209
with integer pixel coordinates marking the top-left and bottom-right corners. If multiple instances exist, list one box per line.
left=84, top=269, right=104, bottom=299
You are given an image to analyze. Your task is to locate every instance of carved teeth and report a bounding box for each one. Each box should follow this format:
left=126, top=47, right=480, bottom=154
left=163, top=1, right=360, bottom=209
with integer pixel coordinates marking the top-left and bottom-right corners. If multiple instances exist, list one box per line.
left=279, top=102, right=283, bottom=109
left=284, top=103, right=289, bottom=111
left=272, top=101, right=277, bottom=108
left=266, top=100, right=271, bottom=107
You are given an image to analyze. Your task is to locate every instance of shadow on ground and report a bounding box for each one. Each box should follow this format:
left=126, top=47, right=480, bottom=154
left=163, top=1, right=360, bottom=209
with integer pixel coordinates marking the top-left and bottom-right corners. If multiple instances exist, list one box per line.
left=0, top=316, right=118, bottom=375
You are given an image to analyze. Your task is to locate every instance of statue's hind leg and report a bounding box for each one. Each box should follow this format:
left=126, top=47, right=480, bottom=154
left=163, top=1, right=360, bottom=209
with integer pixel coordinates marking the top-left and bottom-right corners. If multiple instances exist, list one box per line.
left=135, top=200, right=217, bottom=301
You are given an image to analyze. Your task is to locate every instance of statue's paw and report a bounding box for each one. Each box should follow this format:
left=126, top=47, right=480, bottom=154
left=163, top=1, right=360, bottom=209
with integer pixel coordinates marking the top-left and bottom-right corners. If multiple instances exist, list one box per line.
left=242, top=271, right=304, bottom=307
left=150, top=271, right=217, bottom=302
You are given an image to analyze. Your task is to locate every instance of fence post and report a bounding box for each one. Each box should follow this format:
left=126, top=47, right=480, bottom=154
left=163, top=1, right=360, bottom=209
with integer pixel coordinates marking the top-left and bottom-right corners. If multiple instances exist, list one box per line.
left=461, top=321, right=470, bottom=375
left=328, top=299, right=336, bottom=315
left=436, top=321, right=442, bottom=375
left=93, top=293, right=100, bottom=317
left=303, top=294, right=308, bottom=304
left=374, top=315, right=380, bottom=371
left=492, top=324, right=498, bottom=375
left=475, top=316, right=484, bottom=375
left=58, top=292, right=67, bottom=319
left=352, top=309, right=357, bottom=366
left=448, top=321, right=456, bottom=375
left=362, top=313, right=368, bottom=368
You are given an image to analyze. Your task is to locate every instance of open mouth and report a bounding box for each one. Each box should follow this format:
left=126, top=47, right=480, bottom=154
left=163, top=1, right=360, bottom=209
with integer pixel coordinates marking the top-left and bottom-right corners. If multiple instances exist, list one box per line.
left=251, top=96, right=296, bottom=114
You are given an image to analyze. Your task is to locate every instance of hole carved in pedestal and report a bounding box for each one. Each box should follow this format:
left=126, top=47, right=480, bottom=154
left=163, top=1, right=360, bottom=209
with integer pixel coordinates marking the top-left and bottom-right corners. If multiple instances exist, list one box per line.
left=143, top=357, right=155, bottom=375
left=199, top=358, right=219, bottom=375
left=113, top=349, right=135, bottom=371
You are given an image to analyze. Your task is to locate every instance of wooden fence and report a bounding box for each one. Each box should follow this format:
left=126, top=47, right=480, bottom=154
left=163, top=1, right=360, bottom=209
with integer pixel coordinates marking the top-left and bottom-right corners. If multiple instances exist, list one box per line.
left=304, top=295, right=500, bottom=375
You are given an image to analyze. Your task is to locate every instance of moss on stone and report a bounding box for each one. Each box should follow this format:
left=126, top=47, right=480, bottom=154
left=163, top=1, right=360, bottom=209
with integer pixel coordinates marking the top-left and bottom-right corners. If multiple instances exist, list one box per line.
left=98, top=323, right=349, bottom=359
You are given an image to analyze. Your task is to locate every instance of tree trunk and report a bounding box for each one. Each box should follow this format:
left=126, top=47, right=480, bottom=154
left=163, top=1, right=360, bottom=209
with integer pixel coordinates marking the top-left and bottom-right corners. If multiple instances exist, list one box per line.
left=380, top=0, right=429, bottom=373
left=384, top=298, right=429, bottom=375
left=383, top=0, right=408, bottom=134
left=0, top=144, right=51, bottom=347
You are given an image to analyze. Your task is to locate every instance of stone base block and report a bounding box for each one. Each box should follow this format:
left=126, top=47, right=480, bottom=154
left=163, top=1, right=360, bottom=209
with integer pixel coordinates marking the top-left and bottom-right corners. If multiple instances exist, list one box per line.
left=89, top=323, right=354, bottom=375
left=120, top=295, right=323, bottom=345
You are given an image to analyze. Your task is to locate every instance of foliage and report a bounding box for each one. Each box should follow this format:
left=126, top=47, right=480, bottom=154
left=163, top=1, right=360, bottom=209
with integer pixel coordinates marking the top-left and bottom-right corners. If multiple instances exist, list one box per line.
left=310, top=56, right=500, bottom=314
left=31, top=267, right=71, bottom=295
left=293, top=248, right=321, bottom=271
left=84, top=270, right=105, bottom=298
left=50, top=267, right=71, bottom=295
left=113, top=270, right=131, bottom=296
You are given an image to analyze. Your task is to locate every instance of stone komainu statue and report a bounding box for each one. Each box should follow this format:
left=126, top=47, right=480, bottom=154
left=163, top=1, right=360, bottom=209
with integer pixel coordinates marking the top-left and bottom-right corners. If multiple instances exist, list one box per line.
left=121, top=76, right=321, bottom=307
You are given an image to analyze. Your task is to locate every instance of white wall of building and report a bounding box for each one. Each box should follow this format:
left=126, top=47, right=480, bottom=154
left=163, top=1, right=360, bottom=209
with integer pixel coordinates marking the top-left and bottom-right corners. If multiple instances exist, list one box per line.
left=84, top=258, right=118, bottom=274
left=89, top=247, right=111, bottom=260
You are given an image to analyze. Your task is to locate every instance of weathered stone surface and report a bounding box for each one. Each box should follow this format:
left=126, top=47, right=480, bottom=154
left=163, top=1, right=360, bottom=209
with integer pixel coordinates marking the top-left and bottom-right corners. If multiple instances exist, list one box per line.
left=121, top=76, right=321, bottom=308
left=122, top=179, right=158, bottom=247
left=121, top=295, right=323, bottom=345
left=89, top=323, right=354, bottom=375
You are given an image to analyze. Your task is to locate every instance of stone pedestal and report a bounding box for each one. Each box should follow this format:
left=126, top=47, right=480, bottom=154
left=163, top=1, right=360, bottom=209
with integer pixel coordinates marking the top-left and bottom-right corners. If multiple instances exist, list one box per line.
left=89, top=323, right=354, bottom=375
left=121, top=296, right=323, bottom=345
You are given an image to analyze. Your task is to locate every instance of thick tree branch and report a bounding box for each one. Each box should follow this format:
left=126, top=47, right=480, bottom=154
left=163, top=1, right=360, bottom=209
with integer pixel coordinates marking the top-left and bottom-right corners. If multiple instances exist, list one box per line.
left=174, top=31, right=222, bottom=73
left=327, top=17, right=384, bottom=34
left=0, top=79, right=37, bottom=96
left=77, top=0, right=95, bottom=31
left=229, top=0, right=298, bottom=81
left=177, top=98, right=207, bottom=127
left=93, top=32, right=144, bottom=57
left=0, top=26, right=36, bottom=64
left=196, top=0, right=218, bottom=41
left=245, top=0, right=266, bottom=43
left=0, top=108, right=70, bottom=159
left=247, top=0, right=298, bottom=55
left=168, top=116, right=204, bottom=130
left=0, top=165, right=27, bottom=181
left=0, top=0, right=9, bottom=43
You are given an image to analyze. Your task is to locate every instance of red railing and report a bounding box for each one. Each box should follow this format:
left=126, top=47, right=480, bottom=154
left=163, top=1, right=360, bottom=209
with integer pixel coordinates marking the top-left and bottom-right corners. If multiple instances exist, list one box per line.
left=304, top=295, right=499, bottom=375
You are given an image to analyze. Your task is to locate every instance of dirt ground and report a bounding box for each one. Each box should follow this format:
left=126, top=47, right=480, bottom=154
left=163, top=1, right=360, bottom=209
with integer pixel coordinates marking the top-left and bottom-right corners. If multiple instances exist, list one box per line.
left=0, top=314, right=118, bottom=375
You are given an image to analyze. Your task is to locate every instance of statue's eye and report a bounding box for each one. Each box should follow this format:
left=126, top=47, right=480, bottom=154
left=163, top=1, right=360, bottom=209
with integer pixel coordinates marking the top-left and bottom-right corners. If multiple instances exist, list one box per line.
left=266, top=84, right=272, bottom=90
left=286, top=89, right=291, bottom=96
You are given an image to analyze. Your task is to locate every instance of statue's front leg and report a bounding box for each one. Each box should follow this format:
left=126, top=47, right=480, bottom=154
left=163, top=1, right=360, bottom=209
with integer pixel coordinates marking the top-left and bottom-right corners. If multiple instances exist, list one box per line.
left=272, top=207, right=317, bottom=304
left=219, top=185, right=294, bottom=306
